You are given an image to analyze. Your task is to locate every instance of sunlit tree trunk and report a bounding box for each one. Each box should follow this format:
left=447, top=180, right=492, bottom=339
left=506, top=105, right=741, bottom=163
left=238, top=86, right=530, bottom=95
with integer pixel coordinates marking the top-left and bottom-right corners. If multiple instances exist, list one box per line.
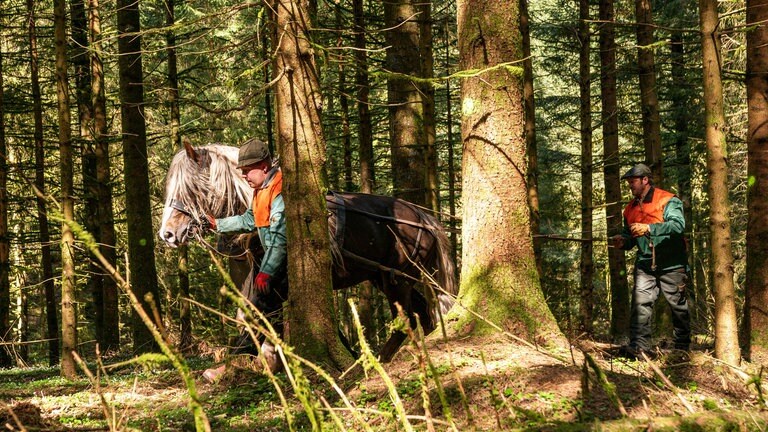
left=599, top=0, right=630, bottom=343
left=117, top=0, right=163, bottom=353
left=28, top=0, right=59, bottom=366
left=744, top=0, right=768, bottom=362
left=385, top=0, right=427, bottom=206
left=456, top=0, right=565, bottom=345
left=420, top=0, right=439, bottom=212
left=55, top=0, right=78, bottom=379
left=90, top=0, right=119, bottom=352
left=699, top=0, right=739, bottom=365
left=634, top=0, right=663, bottom=184
left=578, top=0, right=594, bottom=335
left=275, top=0, right=353, bottom=372
left=0, top=34, right=10, bottom=368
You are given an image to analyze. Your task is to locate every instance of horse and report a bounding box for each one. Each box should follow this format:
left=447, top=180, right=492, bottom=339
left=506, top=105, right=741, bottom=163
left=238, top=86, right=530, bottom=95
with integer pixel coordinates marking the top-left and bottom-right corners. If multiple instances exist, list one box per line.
left=158, top=140, right=457, bottom=362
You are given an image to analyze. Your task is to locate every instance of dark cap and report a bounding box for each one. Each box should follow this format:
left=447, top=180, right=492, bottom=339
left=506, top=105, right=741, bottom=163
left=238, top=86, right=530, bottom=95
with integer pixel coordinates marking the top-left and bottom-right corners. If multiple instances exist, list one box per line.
left=621, top=163, right=652, bottom=179
left=237, top=138, right=270, bottom=168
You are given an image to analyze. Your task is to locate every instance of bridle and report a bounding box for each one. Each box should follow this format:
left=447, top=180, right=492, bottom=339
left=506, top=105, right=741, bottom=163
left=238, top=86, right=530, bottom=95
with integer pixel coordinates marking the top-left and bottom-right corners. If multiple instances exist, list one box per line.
left=168, top=196, right=249, bottom=260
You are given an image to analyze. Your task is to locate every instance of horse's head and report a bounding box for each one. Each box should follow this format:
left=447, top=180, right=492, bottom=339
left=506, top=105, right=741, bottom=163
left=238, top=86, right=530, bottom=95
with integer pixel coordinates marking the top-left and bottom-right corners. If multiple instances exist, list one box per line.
left=158, top=140, right=252, bottom=247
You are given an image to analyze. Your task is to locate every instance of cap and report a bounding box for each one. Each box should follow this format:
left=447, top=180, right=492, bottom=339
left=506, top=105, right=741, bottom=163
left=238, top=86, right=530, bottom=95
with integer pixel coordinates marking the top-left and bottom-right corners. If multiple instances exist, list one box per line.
left=236, top=138, right=270, bottom=168
left=621, top=163, right=652, bottom=179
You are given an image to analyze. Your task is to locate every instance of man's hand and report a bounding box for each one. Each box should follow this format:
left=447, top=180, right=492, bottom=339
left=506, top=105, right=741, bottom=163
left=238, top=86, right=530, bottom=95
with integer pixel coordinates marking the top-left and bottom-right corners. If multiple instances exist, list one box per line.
left=203, top=214, right=217, bottom=232
left=610, top=234, right=625, bottom=249
left=255, top=272, right=271, bottom=293
left=630, top=223, right=650, bottom=238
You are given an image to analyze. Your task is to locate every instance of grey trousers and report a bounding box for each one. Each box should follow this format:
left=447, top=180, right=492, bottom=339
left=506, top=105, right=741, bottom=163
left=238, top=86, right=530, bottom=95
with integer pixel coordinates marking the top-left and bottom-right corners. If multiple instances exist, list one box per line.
left=629, top=267, right=691, bottom=351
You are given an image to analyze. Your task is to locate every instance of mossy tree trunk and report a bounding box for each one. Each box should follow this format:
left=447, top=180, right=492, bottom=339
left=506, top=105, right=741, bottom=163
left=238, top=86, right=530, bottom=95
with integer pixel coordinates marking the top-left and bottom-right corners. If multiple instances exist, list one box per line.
left=699, top=0, right=740, bottom=365
left=275, top=0, right=353, bottom=373
left=745, top=0, right=768, bottom=362
left=0, top=31, right=9, bottom=369
left=455, top=0, right=564, bottom=346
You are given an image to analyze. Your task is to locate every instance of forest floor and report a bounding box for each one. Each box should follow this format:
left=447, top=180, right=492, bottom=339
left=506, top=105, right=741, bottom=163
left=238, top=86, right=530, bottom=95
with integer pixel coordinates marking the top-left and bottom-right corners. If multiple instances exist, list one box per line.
left=1, top=331, right=768, bottom=431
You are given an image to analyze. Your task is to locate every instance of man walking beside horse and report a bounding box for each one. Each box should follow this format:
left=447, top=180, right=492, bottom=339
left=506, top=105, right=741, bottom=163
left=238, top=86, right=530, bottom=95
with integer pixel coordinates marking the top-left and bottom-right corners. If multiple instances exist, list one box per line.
left=202, top=138, right=287, bottom=382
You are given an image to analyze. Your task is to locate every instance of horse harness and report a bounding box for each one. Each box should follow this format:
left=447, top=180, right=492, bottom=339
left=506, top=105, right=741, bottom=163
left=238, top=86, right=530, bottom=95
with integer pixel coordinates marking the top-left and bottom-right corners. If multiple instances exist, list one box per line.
left=326, top=191, right=436, bottom=285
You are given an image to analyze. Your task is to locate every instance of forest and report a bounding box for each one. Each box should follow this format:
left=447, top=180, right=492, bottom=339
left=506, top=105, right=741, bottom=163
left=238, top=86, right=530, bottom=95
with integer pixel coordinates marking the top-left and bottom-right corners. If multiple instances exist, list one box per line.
left=1, top=0, right=768, bottom=429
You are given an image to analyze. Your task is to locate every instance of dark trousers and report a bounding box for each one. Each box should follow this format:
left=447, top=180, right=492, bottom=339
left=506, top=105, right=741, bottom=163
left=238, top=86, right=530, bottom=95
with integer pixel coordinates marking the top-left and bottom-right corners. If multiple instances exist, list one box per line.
left=232, top=265, right=288, bottom=354
left=629, top=267, right=691, bottom=351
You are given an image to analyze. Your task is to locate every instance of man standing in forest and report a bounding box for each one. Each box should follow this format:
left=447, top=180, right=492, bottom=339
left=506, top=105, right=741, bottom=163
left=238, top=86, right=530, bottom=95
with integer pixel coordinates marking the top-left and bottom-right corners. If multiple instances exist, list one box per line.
left=611, top=163, right=691, bottom=359
left=202, top=138, right=287, bottom=382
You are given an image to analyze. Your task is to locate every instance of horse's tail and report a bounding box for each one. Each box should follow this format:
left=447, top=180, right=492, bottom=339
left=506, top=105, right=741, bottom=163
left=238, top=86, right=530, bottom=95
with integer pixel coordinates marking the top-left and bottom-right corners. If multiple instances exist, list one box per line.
left=422, top=211, right=458, bottom=317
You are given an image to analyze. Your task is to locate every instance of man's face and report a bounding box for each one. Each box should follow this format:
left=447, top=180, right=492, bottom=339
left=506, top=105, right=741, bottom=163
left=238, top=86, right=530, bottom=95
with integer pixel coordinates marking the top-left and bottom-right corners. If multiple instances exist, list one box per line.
left=626, top=176, right=649, bottom=199
left=241, top=161, right=269, bottom=189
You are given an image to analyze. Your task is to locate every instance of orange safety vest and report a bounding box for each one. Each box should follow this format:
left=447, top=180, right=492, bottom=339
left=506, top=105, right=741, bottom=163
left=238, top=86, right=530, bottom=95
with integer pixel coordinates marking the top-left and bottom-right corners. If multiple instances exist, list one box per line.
left=252, top=169, right=283, bottom=228
left=623, top=187, right=675, bottom=226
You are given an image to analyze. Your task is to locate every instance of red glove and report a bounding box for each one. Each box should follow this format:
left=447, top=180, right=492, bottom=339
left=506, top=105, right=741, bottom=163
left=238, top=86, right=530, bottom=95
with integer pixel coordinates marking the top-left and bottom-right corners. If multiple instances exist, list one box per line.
left=255, top=272, right=271, bottom=293
left=205, top=214, right=217, bottom=231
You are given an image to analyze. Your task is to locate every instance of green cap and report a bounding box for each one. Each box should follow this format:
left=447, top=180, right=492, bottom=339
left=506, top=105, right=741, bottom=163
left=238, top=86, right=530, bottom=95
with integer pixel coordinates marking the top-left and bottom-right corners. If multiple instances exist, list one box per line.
left=621, top=163, right=652, bottom=179
left=237, top=138, right=270, bottom=168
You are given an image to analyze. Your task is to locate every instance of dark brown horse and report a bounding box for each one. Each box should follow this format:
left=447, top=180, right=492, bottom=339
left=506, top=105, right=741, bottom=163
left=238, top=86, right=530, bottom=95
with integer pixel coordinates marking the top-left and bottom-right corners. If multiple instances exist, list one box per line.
left=158, top=141, right=457, bottom=361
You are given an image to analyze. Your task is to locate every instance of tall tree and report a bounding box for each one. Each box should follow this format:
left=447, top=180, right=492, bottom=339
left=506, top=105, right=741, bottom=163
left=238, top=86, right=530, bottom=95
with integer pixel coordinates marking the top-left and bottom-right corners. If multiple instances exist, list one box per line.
left=353, top=0, right=374, bottom=193
left=455, top=0, right=564, bottom=344
left=634, top=0, right=663, bottom=184
left=385, top=0, right=427, bottom=206
left=699, top=0, right=739, bottom=365
left=599, top=0, right=630, bottom=343
left=745, top=0, right=768, bottom=362
left=54, top=0, right=78, bottom=379
left=420, top=0, right=439, bottom=212
left=117, top=0, right=162, bottom=353
left=0, top=29, right=10, bottom=368
left=578, top=0, right=594, bottom=334
left=275, top=0, right=353, bottom=372
left=90, top=0, right=119, bottom=352
left=521, top=0, right=542, bottom=276
left=28, top=0, right=59, bottom=366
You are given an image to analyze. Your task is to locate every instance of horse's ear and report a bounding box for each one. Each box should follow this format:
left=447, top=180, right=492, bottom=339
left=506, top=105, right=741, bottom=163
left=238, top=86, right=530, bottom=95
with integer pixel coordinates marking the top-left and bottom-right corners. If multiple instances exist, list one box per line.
left=183, top=138, right=201, bottom=164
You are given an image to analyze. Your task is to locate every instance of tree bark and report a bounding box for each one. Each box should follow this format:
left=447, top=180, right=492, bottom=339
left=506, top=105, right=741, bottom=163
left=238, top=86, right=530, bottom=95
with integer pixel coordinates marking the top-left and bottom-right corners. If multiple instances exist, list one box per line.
left=385, top=0, right=427, bottom=206
left=699, top=0, right=740, bottom=365
left=599, top=0, right=630, bottom=343
left=456, top=0, right=565, bottom=345
left=90, top=0, right=119, bottom=352
left=117, top=0, right=162, bottom=354
left=0, top=30, right=10, bottom=368
left=275, top=0, right=353, bottom=372
left=744, top=0, right=768, bottom=362
left=28, top=0, right=59, bottom=367
left=634, top=0, right=663, bottom=184
left=419, top=0, right=439, bottom=213
left=578, top=0, right=594, bottom=335
left=54, top=0, right=78, bottom=379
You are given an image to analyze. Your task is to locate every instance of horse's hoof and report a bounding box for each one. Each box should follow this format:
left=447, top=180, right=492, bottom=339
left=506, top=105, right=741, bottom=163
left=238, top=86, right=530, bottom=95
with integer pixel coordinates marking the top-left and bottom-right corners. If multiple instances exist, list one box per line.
left=202, top=364, right=226, bottom=383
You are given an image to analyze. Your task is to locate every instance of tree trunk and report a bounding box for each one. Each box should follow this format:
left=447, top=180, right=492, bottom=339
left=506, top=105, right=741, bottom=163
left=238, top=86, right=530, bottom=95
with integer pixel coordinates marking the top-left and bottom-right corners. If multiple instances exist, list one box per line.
left=456, top=0, right=565, bottom=345
left=745, top=0, right=768, bottom=362
left=385, top=0, right=427, bottom=206
left=599, top=0, right=630, bottom=343
left=117, top=0, right=162, bottom=354
left=578, top=0, right=594, bottom=335
left=0, top=33, right=10, bottom=368
left=28, top=0, right=59, bottom=366
left=445, top=24, right=458, bottom=263
left=275, top=0, right=353, bottom=372
left=699, top=0, right=740, bottom=365
left=521, top=0, right=542, bottom=278
left=90, top=0, right=119, bottom=352
left=354, top=0, right=375, bottom=194
left=419, top=0, right=439, bottom=213
left=634, top=0, right=663, bottom=184
left=54, top=0, right=78, bottom=379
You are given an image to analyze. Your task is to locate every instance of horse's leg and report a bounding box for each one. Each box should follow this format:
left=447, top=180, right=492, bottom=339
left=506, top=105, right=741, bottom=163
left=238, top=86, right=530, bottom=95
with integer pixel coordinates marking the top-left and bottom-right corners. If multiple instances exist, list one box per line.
left=377, top=279, right=414, bottom=363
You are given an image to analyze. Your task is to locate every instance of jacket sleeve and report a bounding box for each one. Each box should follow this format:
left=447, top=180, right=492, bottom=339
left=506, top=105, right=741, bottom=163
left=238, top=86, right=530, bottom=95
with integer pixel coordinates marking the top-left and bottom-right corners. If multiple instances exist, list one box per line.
left=215, top=207, right=256, bottom=234
left=650, top=197, right=686, bottom=237
left=258, top=194, right=287, bottom=276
